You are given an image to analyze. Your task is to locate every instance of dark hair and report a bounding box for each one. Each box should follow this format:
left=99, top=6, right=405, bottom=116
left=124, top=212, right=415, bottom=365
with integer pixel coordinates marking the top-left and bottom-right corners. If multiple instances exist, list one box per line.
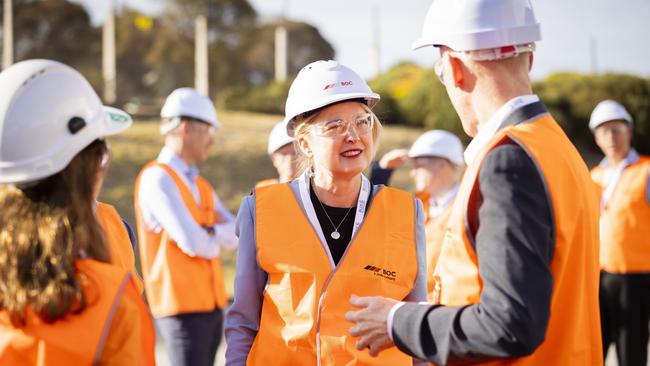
left=0, top=139, right=110, bottom=326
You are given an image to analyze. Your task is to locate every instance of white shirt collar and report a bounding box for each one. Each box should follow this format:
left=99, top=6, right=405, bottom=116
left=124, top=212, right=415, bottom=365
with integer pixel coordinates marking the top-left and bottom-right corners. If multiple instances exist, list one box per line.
left=157, top=146, right=200, bottom=182
left=599, top=149, right=639, bottom=171
left=429, top=183, right=460, bottom=219
left=464, top=94, right=540, bottom=165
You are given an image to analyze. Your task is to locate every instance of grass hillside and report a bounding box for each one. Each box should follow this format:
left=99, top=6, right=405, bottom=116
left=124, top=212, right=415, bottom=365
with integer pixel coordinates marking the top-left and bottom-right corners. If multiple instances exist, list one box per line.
left=100, top=110, right=425, bottom=295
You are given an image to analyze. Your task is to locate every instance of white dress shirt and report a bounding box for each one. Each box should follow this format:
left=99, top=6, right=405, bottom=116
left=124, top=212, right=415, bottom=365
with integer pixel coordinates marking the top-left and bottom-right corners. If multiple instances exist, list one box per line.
left=137, top=146, right=237, bottom=259
left=428, top=183, right=460, bottom=220
left=464, top=94, right=540, bottom=165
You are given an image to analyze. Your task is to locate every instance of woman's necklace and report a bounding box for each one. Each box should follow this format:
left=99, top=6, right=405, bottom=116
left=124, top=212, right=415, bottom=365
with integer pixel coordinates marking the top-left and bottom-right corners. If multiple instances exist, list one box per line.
left=313, top=188, right=354, bottom=240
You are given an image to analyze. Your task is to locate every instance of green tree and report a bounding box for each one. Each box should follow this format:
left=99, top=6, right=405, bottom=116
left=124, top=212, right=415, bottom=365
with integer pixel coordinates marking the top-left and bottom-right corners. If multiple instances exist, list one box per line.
left=3, top=0, right=101, bottom=85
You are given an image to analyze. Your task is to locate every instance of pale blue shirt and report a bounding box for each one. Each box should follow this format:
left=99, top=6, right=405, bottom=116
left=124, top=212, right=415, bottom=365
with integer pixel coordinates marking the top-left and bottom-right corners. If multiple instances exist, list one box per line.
left=597, top=149, right=650, bottom=205
left=137, top=147, right=237, bottom=259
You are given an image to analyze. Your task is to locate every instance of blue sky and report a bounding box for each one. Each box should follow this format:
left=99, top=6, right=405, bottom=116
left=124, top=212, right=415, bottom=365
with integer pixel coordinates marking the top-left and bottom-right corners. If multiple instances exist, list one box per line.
left=78, top=0, right=650, bottom=81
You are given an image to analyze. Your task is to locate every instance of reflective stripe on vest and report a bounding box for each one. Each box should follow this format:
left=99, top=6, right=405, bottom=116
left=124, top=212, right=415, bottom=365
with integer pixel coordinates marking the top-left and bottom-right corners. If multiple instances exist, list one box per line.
left=134, top=161, right=227, bottom=318
left=96, top=202, right=144, bottom=294
left=433, top=102, right=603, bottom=365
left=0, top=259, right=154, bottom=365
left=248, top=183, right=417, bottom=366
left=592, top=156, right=650, bottom=273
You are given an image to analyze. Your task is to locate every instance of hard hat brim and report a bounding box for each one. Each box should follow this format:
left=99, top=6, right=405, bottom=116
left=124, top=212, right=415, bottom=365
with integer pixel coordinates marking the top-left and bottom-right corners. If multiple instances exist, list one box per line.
left=102, top=106, right=133, bottom=137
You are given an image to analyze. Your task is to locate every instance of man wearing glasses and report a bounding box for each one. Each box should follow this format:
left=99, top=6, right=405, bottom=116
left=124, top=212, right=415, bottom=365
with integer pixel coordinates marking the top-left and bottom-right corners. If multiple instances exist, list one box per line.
left=135, top=87, right=237, bottom=366
left=590, top=100, right=650, bottom=366
left=346, top=1, right=603, bottom=365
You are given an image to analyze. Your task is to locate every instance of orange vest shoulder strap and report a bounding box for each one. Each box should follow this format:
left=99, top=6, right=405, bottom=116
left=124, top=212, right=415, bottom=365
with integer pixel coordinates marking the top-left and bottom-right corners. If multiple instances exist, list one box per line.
left=141, top=161, right=215, bottom=224
left=255, top=178, right=279, bottom=189
left=96, top=202, right=144, bottom=294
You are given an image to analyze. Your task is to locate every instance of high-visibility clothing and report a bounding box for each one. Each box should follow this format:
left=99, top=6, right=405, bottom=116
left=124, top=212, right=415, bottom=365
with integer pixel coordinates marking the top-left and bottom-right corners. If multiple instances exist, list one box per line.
left=96, top=201, right=144, bottom=294
left=255, top=178, right=279, bottom=189
left=425, top=205, right=452, bottom=299
left=248, top=183, right=417, bottom=366
left=0, top=259, right=155, bottom=365
left=135, top=161, right=227, bottom=318
left=415, top=191, right=453, bottom=299
left=415, top=191, right=431, bottom=222
left=433, top=111, right=602, bottom=365
left=592, top=156, right=650, bottom=273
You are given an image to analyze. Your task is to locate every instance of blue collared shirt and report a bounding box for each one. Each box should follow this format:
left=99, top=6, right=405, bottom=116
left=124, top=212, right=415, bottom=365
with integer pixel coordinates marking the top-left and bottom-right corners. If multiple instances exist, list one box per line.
left=137, top=146, right=237, bottom=259
left=598, top=149, right=650, bottom=205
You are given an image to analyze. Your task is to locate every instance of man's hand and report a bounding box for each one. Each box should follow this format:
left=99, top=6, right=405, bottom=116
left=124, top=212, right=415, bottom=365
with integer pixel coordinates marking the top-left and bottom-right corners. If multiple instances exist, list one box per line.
left=345, top=295, right=398, bottom=357
left=378, top=149, right=409, bottom=170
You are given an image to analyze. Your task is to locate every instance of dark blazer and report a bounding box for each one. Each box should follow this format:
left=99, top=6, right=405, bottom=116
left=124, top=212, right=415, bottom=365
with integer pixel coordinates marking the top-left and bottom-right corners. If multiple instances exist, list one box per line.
left=392, top=142, right=555, bottom=365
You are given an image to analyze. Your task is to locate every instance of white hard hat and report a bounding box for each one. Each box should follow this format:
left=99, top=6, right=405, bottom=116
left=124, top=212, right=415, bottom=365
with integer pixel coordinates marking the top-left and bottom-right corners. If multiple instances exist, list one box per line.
left=0, top=59, right=132, bottom=184
left=589, top=100, right=633, bottom=131
left=284, top=60, right=380, bottom=136
left=408, top=130, right=465, bottom=166
left=413, top=0, right=541, bottom=52
left=160, top=87, right=220, bottom=134
left=267, top=121, right=295, bottom=155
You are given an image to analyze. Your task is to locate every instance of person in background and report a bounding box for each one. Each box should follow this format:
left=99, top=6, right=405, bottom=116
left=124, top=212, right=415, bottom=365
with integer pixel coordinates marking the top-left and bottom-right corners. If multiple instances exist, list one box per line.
left=590, top=100, right=650, bottom=366
left=135, top=87, right=237, bottom=366
left=225, top=60, right=427, bottom=366
left=0, top=59, right=155, bottom=365
left=256, top=120, right=298, bottom=187
left=346, top=0, right=602, bottom=364
left=371, top=130, right=464, bottom=296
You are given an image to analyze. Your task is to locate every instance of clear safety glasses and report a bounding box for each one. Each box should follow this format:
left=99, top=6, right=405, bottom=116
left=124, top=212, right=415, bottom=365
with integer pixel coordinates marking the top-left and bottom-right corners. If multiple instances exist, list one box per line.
left=312, top=112, right=374, bottom=138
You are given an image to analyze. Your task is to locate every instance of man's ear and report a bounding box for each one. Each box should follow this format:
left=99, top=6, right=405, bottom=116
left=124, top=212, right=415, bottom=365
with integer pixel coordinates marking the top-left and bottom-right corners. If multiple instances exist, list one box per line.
left=528, top=52, right=534, bottom=72
left=449, top=55, right=464, bottom=87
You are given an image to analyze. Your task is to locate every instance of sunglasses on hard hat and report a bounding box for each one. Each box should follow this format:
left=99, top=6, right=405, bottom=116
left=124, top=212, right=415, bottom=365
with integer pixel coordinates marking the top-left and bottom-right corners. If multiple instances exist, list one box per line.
left=311, top=113, right=374, bottom=138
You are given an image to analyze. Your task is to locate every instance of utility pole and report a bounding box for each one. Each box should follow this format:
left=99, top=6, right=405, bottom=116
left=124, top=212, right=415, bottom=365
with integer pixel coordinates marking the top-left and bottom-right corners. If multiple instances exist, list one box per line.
left=369, top=4, right=381, bottom=79
left=195, top=13, right=209, bottom=95
left=102, top=2, right=117, bottom=104
left=274, top=0, right=289, bottom=83
left=3, top=0, right=13, bottom=70
left=274, top=26, right=288, bottom=82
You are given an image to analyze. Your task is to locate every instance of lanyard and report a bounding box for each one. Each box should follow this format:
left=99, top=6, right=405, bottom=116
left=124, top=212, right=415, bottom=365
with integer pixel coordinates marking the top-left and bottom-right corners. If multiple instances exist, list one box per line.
left=297, top=171, right=371, bottom=269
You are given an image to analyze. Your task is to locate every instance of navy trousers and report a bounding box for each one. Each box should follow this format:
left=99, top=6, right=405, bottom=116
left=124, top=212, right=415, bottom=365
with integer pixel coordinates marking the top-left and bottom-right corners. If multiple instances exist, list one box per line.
left=600, top=271, right=650, bottom=366
left=156, top=307, right=223, bottom=366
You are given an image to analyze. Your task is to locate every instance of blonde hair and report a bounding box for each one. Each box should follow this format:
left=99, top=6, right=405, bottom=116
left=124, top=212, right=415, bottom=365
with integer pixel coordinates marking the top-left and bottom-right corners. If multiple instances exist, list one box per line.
left=0, top=140, right=110, bottom=327
left=292, top=102, right=382, bottom=175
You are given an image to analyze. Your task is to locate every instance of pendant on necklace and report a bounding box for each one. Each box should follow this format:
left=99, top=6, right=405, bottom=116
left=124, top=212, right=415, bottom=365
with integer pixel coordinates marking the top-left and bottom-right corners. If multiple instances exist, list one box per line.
left=331, top=231, right=341, bottom=240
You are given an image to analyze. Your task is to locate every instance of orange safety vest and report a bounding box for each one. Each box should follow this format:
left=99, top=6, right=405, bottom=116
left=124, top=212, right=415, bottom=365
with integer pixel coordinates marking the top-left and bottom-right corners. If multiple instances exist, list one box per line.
left=0, top=259, right=155, bottom=365
left=591, top=156, right=650, bottom=273
left=96, top=201, right=144, bottom=294
left=255, top=178, right=279, bottom=188
left=425, top=205, right=452, bottom=300
left=134, top=162, right=227, bottom=318
left=248, top=183, right=418, bottom=366
left=433, top=109, right=602, bottom=365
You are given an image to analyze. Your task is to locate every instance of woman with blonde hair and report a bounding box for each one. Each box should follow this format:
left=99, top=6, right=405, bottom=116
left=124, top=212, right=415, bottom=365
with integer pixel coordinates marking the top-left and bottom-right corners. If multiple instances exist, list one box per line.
left=0, top=59, right=154, bottom=365
left=225, top=60, right=427, bottom=365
